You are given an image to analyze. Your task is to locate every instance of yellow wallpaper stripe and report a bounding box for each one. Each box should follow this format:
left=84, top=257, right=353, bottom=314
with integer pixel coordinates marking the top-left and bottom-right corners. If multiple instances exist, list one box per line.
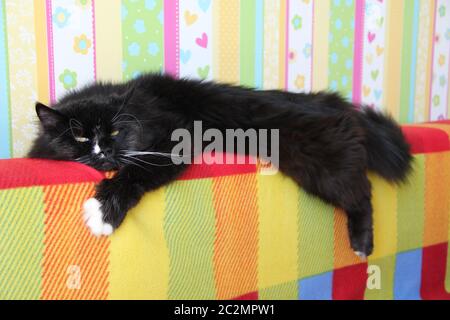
left=94, top=0, right=123, bottom=82
left=384, top=0, right=404, bottom=119
left=214, top=0, right=239, bottom=84
left=263, top=0, right=280, bottom=89
left=5, top=0, right=38, bottom=157
left=34, top=0, right=50, bottom=106
left=312, top=0, right=330, bottom=92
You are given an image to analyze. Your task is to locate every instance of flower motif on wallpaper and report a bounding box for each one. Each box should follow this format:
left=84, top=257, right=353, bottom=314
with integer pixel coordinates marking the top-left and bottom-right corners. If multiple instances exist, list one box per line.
left=76, top=0, right=91, bottom=8
left=128, top=42, right=141, bottom=56
left=303, top=43, right=312, bottom=59
left=292, top=15, right=302, bottom=30
left=73, top=34, right=92, bottom=55
left=433, top=95, right=441, bottom=107
left=53, top=7, right=71, bottom=28
left=438, top=4, right=446, bottom=18
left=59, top=69, right=78, bottom=90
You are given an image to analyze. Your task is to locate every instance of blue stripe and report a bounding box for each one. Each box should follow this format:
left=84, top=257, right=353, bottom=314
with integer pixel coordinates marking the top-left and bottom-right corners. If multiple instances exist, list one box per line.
left=0, top=0, right=11, bottom=159
left=394, top=249, right=422, bottom=300
left=299, top=271, right=333, bottom=300
left=254, top=0, right=264, bottom=89
left=408, top=0, right=420, bottom=123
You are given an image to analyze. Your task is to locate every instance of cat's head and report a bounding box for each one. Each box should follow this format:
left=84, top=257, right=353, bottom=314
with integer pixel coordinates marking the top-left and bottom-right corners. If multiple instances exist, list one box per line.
left=30, top=90, right=141, bottom=171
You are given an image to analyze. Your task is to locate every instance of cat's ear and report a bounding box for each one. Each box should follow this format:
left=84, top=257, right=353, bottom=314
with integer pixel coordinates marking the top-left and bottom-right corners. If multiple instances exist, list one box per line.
left=36, top=102, right=66, bottom=129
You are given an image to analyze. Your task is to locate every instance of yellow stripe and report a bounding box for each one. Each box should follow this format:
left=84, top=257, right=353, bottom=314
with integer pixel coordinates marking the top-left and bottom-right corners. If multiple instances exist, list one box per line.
left=257, top=173, right=299, bottom=290
left=263, top=0, right=280, bottom=89
left=278, top=0, right=287, bottom=90
left=94, top=0, right=123, bottom=82
left=108, top=188, right=169, bottom=299
left=368, top=173, right=398, bottom=260
left=6, top=0, right=38, bottom=157
left=34, top=0, right=50, bottom=105
left=384, top=0, right=404, bottom=119
left=312, top=0, right=330, bottom=92
left=214, top=0, right=239, bottom=83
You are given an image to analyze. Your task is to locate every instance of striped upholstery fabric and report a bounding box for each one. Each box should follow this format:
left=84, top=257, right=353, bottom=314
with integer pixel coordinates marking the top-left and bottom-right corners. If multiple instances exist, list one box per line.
left=0, top=121, right=450, bottom=300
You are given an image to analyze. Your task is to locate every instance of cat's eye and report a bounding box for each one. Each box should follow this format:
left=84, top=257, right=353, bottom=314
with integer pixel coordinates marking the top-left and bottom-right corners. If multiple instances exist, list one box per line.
left=111, top=130, right=120, bottom=137
left=75, top=136, right=89, bottom=143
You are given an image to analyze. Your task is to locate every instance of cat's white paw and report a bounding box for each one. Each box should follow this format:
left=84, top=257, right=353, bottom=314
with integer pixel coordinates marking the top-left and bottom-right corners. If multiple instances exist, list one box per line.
left=83, top=198, right=113, bottom=237
left=354, top=251, right=367, bottom=260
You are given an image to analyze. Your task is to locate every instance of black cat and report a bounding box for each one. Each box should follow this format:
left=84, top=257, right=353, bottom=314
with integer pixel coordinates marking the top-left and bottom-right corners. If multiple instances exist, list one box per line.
left=29, top=73, right=412, bottom=258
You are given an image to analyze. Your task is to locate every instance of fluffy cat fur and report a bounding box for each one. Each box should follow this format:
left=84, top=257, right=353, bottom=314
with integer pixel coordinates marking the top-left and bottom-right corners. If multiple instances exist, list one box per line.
left=29, top=73, right=413, bottom=257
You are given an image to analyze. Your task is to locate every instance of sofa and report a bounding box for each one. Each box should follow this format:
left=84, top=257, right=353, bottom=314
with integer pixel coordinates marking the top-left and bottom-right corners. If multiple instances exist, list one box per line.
left=1, top=120, right=449, bottom=300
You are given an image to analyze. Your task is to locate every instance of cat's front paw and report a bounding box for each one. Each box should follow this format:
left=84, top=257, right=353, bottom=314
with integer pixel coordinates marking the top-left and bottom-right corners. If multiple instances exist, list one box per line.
left=83, top=198, right=114, bottom=237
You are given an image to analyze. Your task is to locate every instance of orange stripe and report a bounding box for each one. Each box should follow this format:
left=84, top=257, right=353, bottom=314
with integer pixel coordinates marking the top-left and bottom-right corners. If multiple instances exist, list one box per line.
left=333, top=209, right=361, bottom=269
left=212, top=174, right=259, bottom=299
left=41, top=183, right=110, bottom=300
left=423, top=152, right=450, bottom=247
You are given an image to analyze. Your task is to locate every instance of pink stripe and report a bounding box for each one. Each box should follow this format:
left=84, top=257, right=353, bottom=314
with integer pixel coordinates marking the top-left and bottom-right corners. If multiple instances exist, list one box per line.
left=310, top=0, right=315, bottom=89
left=91, top=0, right=97, bottom=81
left=446, top=45, right=450, bottom=119
left=163, top=0, right=179, bottom=77
left=46, top=0, right=55, bottom=103
left=284, top=0, right=290, bottom=90
left=428, top=1, right=438, bottom=121
left=352, top=0, right=365, bottom=106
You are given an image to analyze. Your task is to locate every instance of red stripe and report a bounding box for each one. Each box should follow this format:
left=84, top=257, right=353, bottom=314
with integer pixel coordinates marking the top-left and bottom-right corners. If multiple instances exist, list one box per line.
left=420, top=242, right=450, bottom=300
left=402, top=126, right=450, bottom=154
left=332, top=262, right=368, bottom=300
left=0, top=159, right=104, bottom=189
left=234, top=291, right=259, bottom=300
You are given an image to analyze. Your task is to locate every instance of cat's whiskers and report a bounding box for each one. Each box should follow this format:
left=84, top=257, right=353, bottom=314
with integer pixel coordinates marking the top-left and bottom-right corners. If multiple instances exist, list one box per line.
left=119, top=154, right=174, bottom=167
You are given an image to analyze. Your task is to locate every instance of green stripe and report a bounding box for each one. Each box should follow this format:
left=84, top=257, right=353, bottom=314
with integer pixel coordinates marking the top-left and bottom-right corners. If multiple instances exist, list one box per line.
left=364, top=255, right=396, bottom=300
left=297, top=190, right=334, bottom=279
left=397, top=155, right=425, bottom=252
left=164, top=179, right=217, bottom=299
left=259, top=281, right=298, bottom=300
left=240, top=0, right=257, bottom=87
left=121, top=0, right=164, bottom=81
left=328, top=0, right=355, bottom=100
left=399, top=3, right=416, bottom=124
left=0, top=187, right=44, bottom=300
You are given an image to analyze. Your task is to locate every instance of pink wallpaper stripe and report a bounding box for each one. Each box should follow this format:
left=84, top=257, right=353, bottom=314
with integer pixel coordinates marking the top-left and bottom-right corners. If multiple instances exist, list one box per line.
left=352, top=0, right=365, bottom=105
left=163, top=0, right=179, bottom=77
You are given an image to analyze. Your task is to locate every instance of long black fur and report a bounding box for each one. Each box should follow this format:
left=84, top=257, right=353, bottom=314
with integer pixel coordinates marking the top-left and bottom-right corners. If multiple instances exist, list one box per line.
left=29, top=73, right=413, bottom=256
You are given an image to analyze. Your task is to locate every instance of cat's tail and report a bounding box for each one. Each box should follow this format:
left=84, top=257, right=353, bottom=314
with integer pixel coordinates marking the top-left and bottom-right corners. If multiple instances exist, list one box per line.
left=359, top=107, right=413, bottom=183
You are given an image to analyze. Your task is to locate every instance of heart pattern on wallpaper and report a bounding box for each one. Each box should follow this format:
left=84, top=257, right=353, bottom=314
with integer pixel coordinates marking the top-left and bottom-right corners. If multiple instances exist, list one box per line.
left=195, top=32, right=208, bottom=48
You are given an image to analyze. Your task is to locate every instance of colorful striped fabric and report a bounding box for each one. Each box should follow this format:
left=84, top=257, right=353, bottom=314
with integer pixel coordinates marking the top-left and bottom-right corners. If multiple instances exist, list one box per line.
left=0, top=0, right=450, bottom=158
left=1, top=121, right=450, bottom=300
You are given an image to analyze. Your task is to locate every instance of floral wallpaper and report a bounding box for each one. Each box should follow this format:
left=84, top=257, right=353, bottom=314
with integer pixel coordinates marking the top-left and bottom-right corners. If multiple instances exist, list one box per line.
left=0, top=0, right=449, bottom=158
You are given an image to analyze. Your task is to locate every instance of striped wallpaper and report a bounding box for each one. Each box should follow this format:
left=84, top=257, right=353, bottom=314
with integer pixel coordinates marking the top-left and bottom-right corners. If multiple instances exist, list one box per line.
left=0, top=0, right=449, bottom=159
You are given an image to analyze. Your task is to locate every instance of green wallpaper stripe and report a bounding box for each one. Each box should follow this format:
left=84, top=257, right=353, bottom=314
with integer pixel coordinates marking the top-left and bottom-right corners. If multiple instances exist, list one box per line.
left=164, top=179, right=217, bottom=299
left=0, top=187, right=44, bottom=299
left=399, top=1, right=420, bottom=123
left=240, top=0, right=257, bottom=87
left=328, top=0, right=355, bottom=100
left=121, top=0, right=164, bottom=81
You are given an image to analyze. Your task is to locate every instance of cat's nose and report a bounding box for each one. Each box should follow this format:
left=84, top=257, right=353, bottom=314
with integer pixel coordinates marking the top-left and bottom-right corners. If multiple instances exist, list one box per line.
left=100, top=147, right=113, bottom=158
